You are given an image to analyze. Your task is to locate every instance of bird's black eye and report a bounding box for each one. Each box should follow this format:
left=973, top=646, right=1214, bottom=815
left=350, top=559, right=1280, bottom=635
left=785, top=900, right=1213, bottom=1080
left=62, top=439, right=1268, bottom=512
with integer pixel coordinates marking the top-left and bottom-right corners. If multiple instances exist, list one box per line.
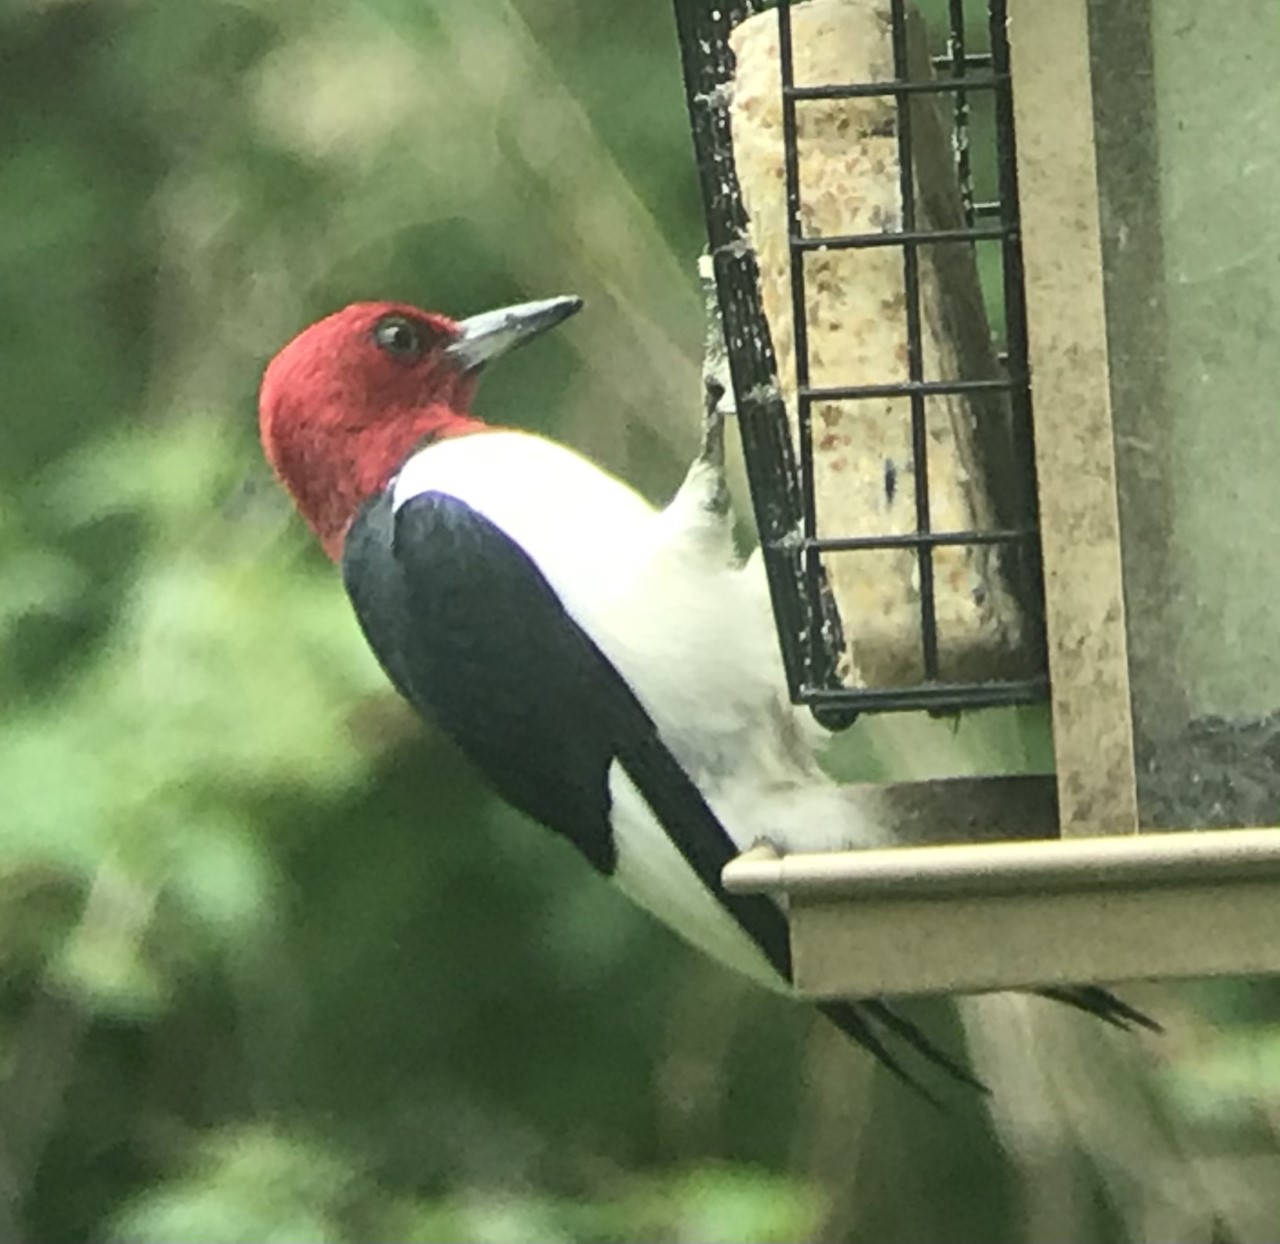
left=372, top=315, right=426, bottom=360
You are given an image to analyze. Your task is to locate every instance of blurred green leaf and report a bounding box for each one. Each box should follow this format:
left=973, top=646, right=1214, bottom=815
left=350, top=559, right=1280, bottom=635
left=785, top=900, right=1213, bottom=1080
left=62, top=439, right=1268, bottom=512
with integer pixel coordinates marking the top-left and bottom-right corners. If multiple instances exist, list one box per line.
left=111, top=1128, right=354, bottom=1244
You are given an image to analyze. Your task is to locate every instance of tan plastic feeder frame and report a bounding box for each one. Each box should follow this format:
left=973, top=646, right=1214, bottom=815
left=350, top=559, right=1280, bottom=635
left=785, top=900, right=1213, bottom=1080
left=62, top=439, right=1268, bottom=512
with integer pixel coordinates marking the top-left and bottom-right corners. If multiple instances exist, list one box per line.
left=720, top=0, right=1280, bottom=998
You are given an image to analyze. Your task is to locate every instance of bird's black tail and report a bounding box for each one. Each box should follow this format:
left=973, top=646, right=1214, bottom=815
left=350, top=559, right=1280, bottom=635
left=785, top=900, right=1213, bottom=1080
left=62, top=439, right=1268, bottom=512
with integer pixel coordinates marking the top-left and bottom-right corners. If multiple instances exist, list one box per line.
left=818, top=999, right=987, bottom=1106
left=820, top=985, right=1159, bottom=1102
left=1035, top=984, right=1162, bottom=1033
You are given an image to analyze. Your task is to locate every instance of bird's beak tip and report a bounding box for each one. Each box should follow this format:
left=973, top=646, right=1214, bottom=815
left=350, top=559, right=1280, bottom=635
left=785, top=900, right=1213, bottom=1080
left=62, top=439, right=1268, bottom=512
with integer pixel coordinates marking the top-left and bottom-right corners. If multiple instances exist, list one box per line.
left=446, top=295, right=584, bottom=372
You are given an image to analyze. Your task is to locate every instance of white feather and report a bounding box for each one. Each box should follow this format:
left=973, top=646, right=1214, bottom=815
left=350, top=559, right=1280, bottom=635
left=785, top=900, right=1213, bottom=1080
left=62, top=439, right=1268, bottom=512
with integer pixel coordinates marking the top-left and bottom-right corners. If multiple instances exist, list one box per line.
left=393, top=430, right=888, bottom=986
left=607, top=765, right=781, bottom=990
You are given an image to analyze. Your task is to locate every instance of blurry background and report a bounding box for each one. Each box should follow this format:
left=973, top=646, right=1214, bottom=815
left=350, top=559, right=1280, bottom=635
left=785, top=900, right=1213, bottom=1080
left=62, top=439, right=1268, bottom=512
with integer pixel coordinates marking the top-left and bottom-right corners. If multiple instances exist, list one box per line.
left=2, top=1, right=1279, bottom=1241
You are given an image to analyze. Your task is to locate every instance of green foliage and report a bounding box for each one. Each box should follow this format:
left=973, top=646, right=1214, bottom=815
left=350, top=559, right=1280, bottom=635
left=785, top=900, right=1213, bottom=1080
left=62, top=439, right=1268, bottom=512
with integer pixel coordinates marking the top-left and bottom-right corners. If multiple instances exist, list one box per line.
left=115, top=1131, right=820, bottom=1244
left=112, top=1129, right=356, bottom=1244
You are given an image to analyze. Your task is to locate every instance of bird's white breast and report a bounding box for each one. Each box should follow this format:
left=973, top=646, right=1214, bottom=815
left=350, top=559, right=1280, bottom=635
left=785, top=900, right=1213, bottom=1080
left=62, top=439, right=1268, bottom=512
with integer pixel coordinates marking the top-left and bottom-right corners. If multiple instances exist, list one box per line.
left=396, top=431, right=718, bottom=748
left=393, top=430, right=861, bottom=860
left=393, top=429, right=658, bottom=621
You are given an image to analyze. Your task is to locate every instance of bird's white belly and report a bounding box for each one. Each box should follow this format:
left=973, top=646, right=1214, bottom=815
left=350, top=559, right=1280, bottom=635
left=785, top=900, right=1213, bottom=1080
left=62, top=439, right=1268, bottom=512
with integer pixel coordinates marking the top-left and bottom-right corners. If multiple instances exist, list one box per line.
left=608, top=764, right=785, bottom=991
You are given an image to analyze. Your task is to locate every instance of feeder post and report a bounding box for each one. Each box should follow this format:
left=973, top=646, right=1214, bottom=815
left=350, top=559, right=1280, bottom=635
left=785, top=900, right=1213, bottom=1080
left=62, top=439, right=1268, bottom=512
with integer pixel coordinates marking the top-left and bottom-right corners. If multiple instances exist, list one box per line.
left=1007, top=0, right=1137, bottom=835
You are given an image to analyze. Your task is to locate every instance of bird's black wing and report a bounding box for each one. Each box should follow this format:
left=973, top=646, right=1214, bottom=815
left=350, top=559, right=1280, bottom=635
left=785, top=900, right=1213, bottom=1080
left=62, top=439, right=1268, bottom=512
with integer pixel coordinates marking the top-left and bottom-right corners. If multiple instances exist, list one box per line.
left=341, top=487, right=792, bottom=972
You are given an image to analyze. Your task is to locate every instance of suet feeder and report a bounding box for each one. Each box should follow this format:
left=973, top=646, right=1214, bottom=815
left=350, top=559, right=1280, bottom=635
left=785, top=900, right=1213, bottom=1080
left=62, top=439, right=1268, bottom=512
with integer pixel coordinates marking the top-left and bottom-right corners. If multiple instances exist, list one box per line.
left=676, top=0, right=1280, bottom=996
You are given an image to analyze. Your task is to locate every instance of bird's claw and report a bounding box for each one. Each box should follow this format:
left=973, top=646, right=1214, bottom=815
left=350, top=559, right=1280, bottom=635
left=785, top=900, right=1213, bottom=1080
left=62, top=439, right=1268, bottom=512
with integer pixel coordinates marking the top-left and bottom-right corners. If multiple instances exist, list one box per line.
left=693, top=374, right=731, bottom=517
left=699, top=374, right=727, bottom=471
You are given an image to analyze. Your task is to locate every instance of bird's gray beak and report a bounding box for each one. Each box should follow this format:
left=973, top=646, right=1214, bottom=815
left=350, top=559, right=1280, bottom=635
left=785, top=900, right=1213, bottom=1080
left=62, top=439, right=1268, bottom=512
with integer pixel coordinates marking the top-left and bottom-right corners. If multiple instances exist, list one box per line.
left=445, top=295, right=583, bottom=372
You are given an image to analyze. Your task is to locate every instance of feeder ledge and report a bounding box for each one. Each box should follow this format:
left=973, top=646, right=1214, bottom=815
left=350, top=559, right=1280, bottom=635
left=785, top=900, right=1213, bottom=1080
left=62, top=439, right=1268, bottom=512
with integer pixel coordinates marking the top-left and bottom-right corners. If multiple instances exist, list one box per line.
left=723, top=827, right=1280, bottom=998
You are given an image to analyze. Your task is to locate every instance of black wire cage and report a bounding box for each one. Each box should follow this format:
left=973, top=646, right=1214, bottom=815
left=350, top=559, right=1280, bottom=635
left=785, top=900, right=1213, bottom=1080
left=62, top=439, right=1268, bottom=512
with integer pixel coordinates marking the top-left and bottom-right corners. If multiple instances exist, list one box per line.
left=675, top=0, right=1048, bottom=726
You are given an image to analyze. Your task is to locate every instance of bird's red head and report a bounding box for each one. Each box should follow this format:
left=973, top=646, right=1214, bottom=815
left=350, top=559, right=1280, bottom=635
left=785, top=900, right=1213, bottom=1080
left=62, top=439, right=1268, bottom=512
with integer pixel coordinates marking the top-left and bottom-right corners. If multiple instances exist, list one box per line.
left=259, top=295, right=582, bottom=559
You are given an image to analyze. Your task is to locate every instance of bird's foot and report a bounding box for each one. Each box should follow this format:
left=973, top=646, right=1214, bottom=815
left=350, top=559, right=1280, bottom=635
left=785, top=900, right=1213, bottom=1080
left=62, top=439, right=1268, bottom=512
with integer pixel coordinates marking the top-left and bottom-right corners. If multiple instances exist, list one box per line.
left=699, top=374, right=727, bottom=470
left=694, top=374, right=730, bottom=517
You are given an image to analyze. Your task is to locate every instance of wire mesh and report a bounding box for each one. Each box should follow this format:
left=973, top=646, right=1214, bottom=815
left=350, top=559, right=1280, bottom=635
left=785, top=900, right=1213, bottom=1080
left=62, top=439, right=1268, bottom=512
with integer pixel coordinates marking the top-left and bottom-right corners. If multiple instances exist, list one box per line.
left=675, top=0, right=1047, bottom=725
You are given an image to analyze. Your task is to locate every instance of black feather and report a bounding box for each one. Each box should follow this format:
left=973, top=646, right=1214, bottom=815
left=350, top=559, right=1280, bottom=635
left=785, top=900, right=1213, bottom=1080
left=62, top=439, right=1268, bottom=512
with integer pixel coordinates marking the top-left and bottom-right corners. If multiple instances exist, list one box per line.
left=861, top=1000, right=990, bottom=1093
left=1036, top=985, right=1162, bottom=1033
left=818, top=1001, right=946, bottom=1107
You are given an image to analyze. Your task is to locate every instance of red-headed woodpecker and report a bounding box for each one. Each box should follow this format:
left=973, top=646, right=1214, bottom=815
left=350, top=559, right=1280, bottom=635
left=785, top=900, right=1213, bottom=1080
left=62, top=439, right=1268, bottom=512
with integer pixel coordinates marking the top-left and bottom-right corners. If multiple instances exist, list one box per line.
left=259, top=296, right=1154, bottom=1094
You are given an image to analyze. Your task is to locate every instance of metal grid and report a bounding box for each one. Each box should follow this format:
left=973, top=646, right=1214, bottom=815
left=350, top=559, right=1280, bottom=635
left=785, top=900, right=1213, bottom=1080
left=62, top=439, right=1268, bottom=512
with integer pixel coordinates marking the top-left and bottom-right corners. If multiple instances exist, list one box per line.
left=675, top=0, right=1047, bottom=723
